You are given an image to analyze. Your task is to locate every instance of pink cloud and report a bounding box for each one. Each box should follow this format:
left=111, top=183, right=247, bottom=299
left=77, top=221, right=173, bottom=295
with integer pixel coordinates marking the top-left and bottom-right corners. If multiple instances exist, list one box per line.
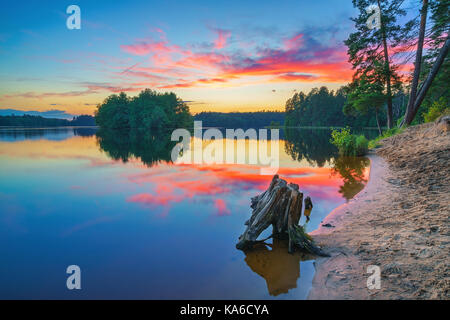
left=284, top=33, right=304, bottom=50
left=213, top=29, right=231, bottom=50
left=214, top=199, right=231, bottom=216
left=115, top=28, right=354, bottom=90
left=127, top=193, right=184, bottom=206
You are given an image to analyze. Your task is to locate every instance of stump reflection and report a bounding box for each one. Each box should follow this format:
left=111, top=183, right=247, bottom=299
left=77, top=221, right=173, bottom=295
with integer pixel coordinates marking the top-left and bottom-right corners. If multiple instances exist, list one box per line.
left=243, top=239, right=315, bottom=296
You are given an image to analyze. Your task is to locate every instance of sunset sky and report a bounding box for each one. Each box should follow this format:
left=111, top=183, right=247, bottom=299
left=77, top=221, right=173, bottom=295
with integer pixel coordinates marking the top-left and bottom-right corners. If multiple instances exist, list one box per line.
left=0, top=0, right=360, bottom=115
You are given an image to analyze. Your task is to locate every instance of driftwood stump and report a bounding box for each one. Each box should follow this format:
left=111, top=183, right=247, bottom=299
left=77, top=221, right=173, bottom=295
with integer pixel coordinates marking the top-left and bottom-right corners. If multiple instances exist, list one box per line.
left=236, top=175, right=328, bottom=256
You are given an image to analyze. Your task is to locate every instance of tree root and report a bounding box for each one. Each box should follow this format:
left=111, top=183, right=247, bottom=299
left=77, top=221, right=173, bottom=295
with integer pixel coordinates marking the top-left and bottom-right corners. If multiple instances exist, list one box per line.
left=288, top=225, right=329, bottom=257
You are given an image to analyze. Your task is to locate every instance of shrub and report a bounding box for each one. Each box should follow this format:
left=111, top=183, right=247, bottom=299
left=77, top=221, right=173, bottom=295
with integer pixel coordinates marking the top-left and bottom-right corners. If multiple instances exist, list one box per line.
left=368, top=127, right=403, bottom=149
left=423, top=97, right=449, bottom=123
left=355, top=135, right=369, bottom=155
left=330, top=127, right=368, bottom=156
left=396, top=115, right=405, bottom=128
left=368, top=139, right=378, bottom=149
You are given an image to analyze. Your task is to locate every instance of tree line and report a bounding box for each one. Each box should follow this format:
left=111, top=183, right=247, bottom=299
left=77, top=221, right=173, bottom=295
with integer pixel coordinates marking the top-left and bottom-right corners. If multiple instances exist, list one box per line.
left=0, top=114, right=96, bottom=127
left=286, top=86, right=384, bottom=128
left=194, top=111, right=285, bottom=128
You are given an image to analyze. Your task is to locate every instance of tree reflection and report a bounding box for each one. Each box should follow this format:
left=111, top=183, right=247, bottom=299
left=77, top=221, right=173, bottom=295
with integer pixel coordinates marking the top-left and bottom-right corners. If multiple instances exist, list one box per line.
left=331, top=156, right=370, bottom=201
left=96, top=128, right=178, bottom=167
left=0, top=127, right=96, bottom=142
left=284, top=128, right=338, bottom=167
left=243, top=238, right=314, bottom=296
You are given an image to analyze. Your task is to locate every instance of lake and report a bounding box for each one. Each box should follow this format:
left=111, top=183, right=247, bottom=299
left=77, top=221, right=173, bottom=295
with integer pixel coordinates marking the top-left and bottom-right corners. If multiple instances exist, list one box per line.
left=0, top=127, right=372, bottom=299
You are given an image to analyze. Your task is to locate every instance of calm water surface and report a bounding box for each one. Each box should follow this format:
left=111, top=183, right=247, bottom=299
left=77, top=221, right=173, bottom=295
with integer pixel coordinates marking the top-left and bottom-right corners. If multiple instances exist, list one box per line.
left=0, top=127, right=371, bottom=299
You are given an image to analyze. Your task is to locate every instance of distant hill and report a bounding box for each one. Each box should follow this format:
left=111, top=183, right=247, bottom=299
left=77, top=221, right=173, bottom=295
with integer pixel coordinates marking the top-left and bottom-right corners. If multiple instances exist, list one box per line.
left=194, top=111, right=285, bottom=128
left=0, top=114, right=96, bottom=127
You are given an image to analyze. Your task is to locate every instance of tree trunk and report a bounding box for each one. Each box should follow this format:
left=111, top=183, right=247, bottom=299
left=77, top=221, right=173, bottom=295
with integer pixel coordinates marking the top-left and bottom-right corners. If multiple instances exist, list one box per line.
left=375, top=108, right=382, bottom=135
left=236, top=175, right=328, bottom=256
left=404, top=0, right=429, bottom=126
left=378, top=0, right=394, bottom=129
left=402, top=36, right=450, bottom=126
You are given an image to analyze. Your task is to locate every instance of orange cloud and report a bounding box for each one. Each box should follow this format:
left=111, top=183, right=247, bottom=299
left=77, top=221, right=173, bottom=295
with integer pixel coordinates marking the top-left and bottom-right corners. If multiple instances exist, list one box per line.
left=118, top=28, right=353, bottom=90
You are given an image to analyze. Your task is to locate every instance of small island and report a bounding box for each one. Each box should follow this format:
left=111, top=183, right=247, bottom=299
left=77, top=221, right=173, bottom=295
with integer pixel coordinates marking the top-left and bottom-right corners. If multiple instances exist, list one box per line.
left=94, top=89, right=193, bottom=130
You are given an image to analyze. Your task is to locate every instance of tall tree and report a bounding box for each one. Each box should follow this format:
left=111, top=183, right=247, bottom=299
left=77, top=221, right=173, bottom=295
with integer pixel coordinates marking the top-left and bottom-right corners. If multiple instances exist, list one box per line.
left=377, top=0, right=394, bottom=129
left=346, top=0, right=411, bottom=129
left=403, top=0, right=429, bottom=126
left=402, top=0, right=450, bottom=125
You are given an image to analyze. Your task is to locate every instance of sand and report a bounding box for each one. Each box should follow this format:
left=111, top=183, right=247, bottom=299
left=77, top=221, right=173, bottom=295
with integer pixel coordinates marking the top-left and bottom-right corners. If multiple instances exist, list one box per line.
left=308, top=120, right=450, bottom=300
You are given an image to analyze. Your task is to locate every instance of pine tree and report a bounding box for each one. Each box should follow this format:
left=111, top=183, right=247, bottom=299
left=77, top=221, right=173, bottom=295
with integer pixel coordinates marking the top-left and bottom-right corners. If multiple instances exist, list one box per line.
left=345, top=0, right=412, bottom=128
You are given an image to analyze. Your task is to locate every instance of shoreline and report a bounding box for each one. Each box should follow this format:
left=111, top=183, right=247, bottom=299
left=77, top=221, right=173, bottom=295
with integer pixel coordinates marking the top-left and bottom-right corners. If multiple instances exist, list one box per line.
left=308, top=122, right=449, bottom=300
left=308, top=152, right=388, bottom=299
left=310, top=152, right=381, bottom=237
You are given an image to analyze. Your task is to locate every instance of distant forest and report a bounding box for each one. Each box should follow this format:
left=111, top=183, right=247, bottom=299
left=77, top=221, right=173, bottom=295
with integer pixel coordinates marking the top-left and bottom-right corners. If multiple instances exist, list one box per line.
left=194, top=111, right=285, bottom=128
left=0, top=114, right=96, bottom=127
left=285, top=86, right=408, bottom=128
left=0, top=86, right=408, bottom=129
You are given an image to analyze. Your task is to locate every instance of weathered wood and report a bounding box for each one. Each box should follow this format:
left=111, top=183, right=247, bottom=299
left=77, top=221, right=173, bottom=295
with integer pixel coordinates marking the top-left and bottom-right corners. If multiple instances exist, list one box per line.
left=236, top=175, right=328, bottom=256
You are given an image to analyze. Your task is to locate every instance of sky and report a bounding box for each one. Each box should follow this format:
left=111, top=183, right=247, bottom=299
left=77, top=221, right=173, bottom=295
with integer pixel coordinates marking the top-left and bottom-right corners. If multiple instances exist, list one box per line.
left=0, top=0, right=360, bottom=115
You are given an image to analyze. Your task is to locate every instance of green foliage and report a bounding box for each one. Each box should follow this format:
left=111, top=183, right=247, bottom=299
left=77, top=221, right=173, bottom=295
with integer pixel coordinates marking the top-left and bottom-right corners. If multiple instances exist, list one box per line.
left=95, top=89, right=193, bottom=130
left=345, top=73, right=388, bottom=132
left=345, top=0, right=412, bottom=128
left=0, top=115, right=68, bottom=127
left=428, top=0, right=450, bottom=48
left=330, top=127, right=368, bottom=156
left=194, top=111, right=285, bottom=128
left=402, top=0, right=449, bottom=125
left=368, top=139, right=378, bottom=149
left=285, top=86, right=382, bottom=128
left=396, top=115, right=405, bottom=128
left=288, top=224, right=329, bottom=256
left=368, top=127, right=404, bottom=148
left=423, top=97, right=449, bottom=123
left=355, top=135, right=369, bottom=155
left=285, top=87, right=346, bottom=127
left=417, top=53, right=449, bottom=123
left=71, top=115, right=96, bottom=126
left=346, top=76, right=385, bottom=114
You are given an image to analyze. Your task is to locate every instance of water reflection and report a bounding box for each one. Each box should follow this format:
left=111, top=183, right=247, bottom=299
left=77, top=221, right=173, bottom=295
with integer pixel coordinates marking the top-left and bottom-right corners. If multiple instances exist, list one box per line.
left=241, top=155, right=370, bottom=296
left=0, top=127, right=372, bottom=299
left=96, top=128, right=177, bottom=167
left=0, top=127, right=97, bottom=142
left=284, top=128, right=338, bottom=167
left=244, top=239, right=315, bottom=296
left=284, top=127, right=377, bottom=168
left=331, top=156, right=370, bottom=201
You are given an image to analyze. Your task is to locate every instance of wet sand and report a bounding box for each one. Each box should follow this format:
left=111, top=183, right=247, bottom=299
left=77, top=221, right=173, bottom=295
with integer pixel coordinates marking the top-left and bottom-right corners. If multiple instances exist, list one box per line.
left=308, top=122, right=449, bottom=300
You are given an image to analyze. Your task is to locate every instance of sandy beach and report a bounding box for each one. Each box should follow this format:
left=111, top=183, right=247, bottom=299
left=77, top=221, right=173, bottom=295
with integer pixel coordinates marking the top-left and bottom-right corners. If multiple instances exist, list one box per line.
left=308, top=120, right=450, bottom=300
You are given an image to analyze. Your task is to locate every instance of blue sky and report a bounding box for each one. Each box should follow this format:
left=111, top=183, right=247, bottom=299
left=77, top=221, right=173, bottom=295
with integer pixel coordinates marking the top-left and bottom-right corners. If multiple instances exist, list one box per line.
left=0, top=1, right=366, bottom=115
